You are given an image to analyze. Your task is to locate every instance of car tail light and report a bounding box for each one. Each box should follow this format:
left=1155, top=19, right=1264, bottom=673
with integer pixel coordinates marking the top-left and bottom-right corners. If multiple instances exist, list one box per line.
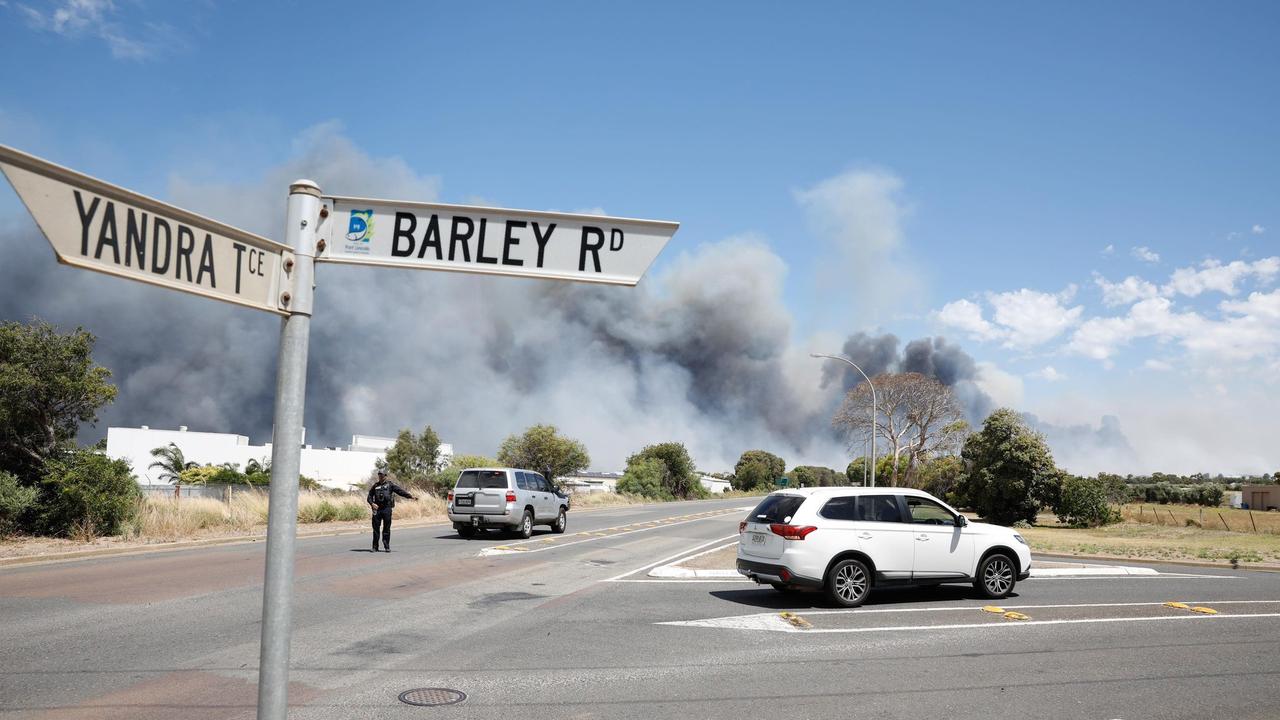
left=739, top=521, right=747, bottom=534
left=769, top=524, right=817, bottom=540
left=505, top=491, right=517, bottom=503
left=779, top=568, right=792, bottom=581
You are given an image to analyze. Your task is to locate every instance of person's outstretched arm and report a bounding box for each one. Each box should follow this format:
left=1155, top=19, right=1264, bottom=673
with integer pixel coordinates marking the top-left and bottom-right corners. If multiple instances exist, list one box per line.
left=393, top=483, right=416, bottom=500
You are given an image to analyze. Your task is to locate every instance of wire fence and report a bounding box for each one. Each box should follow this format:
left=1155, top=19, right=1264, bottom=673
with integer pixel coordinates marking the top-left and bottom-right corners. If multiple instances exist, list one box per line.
left=1122, top=503, right=1280, bottom=534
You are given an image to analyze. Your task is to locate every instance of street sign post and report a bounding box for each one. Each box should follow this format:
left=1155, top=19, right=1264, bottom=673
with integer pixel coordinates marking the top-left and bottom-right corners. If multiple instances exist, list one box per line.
left=0, top=144, right=676, bottom=720
left=317, top=195, right=678, bottom=286
left=0, top=145, right=294, bottom=315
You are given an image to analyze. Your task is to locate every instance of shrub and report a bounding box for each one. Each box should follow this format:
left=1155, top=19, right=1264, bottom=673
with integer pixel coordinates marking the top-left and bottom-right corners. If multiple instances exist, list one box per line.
left=733, top=451, right=785, bottom=491
left=0, top=471, right=38, bottom=536
left=1052, top=475, right=1121, bottom=527
left=38, top=448, right=140, bottom=537
left=626, top=442, right=706, bottom=499
left=616, top=458, right=673, bottom=500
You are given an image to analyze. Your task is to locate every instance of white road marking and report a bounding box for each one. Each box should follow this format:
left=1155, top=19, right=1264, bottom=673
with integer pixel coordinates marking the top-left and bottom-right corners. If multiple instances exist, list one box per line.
left=660, top=611, right=1280, bottom=634
left=602, top=534, right=741, bottom=582
left=788, top=599, right=1278, bottom=617
left=480, top=511, right=741, bottom=557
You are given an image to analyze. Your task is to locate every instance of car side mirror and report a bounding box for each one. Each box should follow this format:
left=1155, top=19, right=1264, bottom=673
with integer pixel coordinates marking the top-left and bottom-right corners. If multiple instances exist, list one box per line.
left=955, top=515, right=968, bottom=527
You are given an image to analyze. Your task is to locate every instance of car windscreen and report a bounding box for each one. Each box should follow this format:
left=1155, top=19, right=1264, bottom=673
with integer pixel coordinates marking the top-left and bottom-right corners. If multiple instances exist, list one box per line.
left=748, top=494, right=805, bottom=524
left=455, top=470, right=508, bottom=490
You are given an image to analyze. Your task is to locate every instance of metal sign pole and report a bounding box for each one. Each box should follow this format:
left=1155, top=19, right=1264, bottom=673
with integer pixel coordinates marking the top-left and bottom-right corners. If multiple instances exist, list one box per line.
left=256, top=179, right=321, bottom=720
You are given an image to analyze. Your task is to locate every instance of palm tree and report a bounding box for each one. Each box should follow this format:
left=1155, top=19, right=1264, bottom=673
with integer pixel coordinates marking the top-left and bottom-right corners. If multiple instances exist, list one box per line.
left=149, top=443, right=198, bottom=484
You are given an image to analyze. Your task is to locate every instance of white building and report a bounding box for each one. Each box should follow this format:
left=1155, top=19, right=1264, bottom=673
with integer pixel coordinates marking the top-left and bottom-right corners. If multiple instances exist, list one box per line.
left=557, top=471, right=731, bottom=495
left=106, top=425, right=453, bottom=491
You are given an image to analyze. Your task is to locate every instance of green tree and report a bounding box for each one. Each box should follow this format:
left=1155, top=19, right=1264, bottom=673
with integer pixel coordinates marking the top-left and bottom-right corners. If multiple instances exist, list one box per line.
left=954, top=408, right=1058, bottom=525
left=616, top=457, right=672, bottom=500
left=1052, top=475, right=1120, bottom=527
left=789, top=465, right=843, bottom=487
left=385, top=426, right=444, bottom=492
left=627, top=442, right=705, bottom=499
left=496, top=424, right=590, bottom=484
left=38, top=448, right=140, bottom=537
left=0, top=320, right=117, bottom=484
left=732, top=450, right=785, bottom=491
left=437, top=454, right=498, bottom=492
left=0, top=471, right=38, bottom=537
left=916, top=455, right=965, bottom=500
left=149, top=443, right=199, bottom=484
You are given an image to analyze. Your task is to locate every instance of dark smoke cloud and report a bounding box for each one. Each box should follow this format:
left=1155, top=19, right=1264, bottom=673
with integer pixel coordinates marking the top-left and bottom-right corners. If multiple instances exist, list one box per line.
left=0, top=127, right=1133, bottom=474
left=821, top=332, right=994, bottom=425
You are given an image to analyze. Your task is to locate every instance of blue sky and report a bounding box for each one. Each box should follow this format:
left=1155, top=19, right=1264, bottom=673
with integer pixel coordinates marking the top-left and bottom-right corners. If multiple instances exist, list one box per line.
left=2, top=1, right=1278, bottom=473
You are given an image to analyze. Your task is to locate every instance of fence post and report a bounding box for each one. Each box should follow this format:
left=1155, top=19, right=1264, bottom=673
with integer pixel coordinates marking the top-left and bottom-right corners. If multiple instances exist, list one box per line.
left=1249, top=511, right=1258, bottom=533
left=1218, top=512, right=1231, bottom=531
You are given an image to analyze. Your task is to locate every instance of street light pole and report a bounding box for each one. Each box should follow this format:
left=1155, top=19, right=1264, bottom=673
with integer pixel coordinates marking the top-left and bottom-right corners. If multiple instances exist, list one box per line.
left=811, top=353, right=877, bottom=488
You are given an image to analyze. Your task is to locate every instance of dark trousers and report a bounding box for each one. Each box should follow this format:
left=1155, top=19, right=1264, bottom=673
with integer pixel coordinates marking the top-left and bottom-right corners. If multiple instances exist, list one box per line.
left=372, top=508, right=393, bottom=549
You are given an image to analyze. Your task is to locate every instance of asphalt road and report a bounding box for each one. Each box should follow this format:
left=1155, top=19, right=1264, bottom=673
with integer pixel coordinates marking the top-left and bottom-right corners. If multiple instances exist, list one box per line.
left=1, top=496, right=1277, bottom=720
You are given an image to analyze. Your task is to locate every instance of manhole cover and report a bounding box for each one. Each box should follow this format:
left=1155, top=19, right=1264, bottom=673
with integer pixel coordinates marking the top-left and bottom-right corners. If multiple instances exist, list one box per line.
left=398, top=688, right=467, bottom=707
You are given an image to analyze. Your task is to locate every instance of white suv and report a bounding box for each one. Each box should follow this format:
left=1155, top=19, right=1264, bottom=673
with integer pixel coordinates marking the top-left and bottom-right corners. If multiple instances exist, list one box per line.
left=737, top=487, right=1031, bottom=607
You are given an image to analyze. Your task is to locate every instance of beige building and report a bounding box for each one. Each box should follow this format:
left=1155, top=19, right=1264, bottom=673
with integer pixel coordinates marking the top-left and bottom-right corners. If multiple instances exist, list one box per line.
left=1241, top=485, right=1279, bottom=511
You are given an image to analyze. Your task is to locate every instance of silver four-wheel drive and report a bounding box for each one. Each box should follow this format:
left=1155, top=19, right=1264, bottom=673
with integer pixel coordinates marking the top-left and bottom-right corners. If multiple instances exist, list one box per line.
left=447, top=467, right=569, bottom=539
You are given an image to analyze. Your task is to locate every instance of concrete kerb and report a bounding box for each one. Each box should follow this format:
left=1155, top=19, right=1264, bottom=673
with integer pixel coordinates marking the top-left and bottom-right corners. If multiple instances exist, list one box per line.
left=1033, top=551, right=1280, bottom=574
left=646, top=545, right=1165, bottom=580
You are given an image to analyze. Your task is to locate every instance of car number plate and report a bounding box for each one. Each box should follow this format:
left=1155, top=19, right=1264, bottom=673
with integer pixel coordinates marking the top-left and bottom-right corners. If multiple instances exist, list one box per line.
left=456, top=496, right=473, bottom=507
left=750, top=532, right=768, bottom=545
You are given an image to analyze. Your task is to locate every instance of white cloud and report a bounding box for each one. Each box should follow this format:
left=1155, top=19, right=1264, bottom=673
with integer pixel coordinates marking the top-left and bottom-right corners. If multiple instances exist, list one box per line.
left=1143, top=359, right=1173, bottom=371
left=1030, top=366, right=1067, bottom=382
left=935, top=299, right=999, bottom=341
left=1093, top=272, right=1159, bottom=306
left=1069, top=290, right=1280, bottom=364
left=1163, top=257, right=1280, bottom=297
left=986, top=288, right=1084, bottom=348
left=1254, top=224, right=1266, bottom=235
left=17, top=0, right=172, bottom=60
left=1131, top=246, right=1161, bottom=263
left=935, top=288, right=1083, bottom=349
left=1102, top=244, right=1115, bottom=255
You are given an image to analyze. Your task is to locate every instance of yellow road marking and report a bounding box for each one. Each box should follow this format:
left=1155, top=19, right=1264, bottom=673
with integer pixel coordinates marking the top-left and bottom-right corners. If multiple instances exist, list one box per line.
left=982, top=606, right=1005, bottom=613
left=1164, top=601, right=1190, bottom=609
left=1190, top=606, right=1218, bottom=614
left=1003, top=611, right=1030, bottom=621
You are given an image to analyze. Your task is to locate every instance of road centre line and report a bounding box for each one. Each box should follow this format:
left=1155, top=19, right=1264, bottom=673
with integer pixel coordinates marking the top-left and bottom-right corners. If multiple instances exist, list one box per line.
left=481, top=510, right=743, bottom=557
left=602, top=534, right=742, bottom=582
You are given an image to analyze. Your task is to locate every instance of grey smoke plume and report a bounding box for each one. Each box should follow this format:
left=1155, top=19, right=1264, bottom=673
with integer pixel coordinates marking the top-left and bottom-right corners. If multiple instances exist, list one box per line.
left=821, top=333, right=994, bottom=425
left=0, top=128, right=1132, bottom=474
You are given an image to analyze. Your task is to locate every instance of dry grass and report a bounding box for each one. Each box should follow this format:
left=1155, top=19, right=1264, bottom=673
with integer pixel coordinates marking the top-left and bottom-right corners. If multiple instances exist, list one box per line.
left=1119, top=503, right=1280, bottom=534
left=130, top=492, right=448, bottom=541
left=1020, top=521, right=1280, bottom=565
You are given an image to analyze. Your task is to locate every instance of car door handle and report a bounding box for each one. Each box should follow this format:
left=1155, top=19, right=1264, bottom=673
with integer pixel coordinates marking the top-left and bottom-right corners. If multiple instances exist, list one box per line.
left=857, top=533, right=873, bottom=540
left=916, top=534, right=930, bottom=541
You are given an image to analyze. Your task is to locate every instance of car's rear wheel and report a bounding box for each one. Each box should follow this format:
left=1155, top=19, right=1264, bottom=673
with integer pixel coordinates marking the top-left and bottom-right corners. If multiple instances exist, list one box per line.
left=515, top=510, right=534, bottom=539
left=455, top=524, right=476, bottom=539
left=552, top=508, right=567, bottom=534
left=976, top=553, right=1016, bottom=598
left=826, top=558, right=871, bottom=608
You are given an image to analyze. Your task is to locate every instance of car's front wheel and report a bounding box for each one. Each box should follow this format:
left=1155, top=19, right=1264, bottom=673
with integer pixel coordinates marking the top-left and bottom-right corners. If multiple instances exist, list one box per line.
left=826, top=558, right=871, bottom=608
left=976, top=553, right=1017, bottom=598
left=552, top=508, right=567, bottom=534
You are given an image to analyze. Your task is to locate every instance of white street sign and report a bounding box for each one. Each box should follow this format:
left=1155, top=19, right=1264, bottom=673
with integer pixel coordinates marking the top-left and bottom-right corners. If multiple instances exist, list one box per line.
left=0, top=144, right=293, bottom=315
left=316, top=195, right=678, bottom=286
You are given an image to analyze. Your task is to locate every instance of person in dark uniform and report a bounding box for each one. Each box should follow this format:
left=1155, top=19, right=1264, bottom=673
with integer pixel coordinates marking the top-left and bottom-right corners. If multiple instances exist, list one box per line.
left=367, top=469, right=415, bottom=552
